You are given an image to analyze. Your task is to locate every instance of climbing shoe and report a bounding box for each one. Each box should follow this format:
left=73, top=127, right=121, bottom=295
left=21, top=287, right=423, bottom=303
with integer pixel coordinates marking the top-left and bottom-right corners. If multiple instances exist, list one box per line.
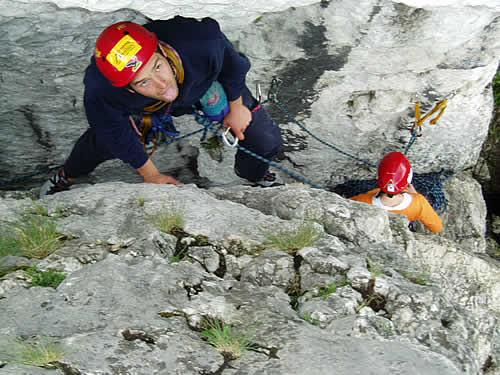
left=254, top=171, right=284, bottom=188
left=39, top=168, right=73, bottom=197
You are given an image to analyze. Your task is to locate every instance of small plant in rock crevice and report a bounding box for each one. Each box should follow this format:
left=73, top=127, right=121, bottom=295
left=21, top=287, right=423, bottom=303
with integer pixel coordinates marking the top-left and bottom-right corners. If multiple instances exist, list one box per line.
left=317, top=282, right=337, bottom=300
left=355, top=279, right=387, bottom=314
left=150, top=206, right=186, bottom=234
left=366, top=257, right=384, bottom=277
left=263, top=222, right=323, bottom=253
left=200, top=318, right=252, bottom=360
left=398, top=269, right=430, bottom=286
left=301, top=312, right=320, bottom=326
left=25, top=266, right=66, bottom=289
left=0, top=214, right=63, bottom=259
left=0, top=336, right=64, bottom=368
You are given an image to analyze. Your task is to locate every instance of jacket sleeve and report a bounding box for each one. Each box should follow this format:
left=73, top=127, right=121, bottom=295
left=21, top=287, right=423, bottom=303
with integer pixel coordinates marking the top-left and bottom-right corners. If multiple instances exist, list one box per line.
left=417, top=195, right=444, bottom=233
left=350, top=189, right=378, bottom=204
left=84, top=92, right=149, bottom=170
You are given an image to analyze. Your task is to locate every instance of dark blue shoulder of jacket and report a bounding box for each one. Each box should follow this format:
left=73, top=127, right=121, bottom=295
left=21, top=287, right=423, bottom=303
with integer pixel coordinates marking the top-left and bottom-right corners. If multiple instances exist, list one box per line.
left=144, top=16, right=222, bottom=43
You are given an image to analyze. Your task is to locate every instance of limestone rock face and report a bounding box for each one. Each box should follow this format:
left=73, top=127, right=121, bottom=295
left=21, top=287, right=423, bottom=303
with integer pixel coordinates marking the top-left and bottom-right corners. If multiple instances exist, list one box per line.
left=0, top=181, right=498, bottom=374
left=0, top=0, right=498, bottom=188
left=0, top=1, right=499, bottom=371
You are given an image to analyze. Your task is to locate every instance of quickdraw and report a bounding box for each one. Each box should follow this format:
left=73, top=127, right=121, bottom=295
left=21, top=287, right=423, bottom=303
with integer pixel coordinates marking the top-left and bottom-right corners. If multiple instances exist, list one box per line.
left=404, top=98, right=448, bottom=154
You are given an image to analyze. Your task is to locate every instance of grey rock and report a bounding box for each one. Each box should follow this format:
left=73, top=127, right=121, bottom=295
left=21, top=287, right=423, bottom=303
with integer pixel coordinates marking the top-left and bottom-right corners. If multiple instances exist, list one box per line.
left=240, top=249, right=295, bottom=288
left=299, top=246, right=350, bottom=274
left=347, top=266, right=372, bottom=290
left=0, top=172, right=498, bottom=372
left=187, top=245, right=220, bottom=273
left=0, top=256, right=33, bottom=276
left=442, top=173, right=488, bottom=253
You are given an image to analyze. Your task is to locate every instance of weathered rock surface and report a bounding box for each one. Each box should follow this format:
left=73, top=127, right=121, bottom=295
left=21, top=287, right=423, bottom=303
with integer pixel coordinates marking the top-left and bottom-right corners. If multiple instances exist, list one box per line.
left=0, top=180, right=498, bottom=374
left=0, top=0, right=499, bottom=188
left=0, top=0, right=499, bottom=373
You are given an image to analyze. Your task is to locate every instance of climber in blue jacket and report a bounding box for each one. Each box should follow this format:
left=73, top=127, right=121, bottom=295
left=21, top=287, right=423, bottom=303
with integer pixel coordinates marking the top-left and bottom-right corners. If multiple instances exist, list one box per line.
left=41, top=16, right=283, bottom=195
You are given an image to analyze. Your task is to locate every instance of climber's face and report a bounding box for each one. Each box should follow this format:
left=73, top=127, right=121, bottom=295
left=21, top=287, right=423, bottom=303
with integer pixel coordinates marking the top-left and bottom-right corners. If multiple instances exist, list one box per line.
left=129, top=52, right=178, bottom=102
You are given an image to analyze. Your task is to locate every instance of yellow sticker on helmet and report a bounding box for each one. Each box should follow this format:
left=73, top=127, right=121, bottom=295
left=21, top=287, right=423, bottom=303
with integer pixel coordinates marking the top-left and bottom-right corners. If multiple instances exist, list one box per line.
left=106, top=35, right=142, bottom=72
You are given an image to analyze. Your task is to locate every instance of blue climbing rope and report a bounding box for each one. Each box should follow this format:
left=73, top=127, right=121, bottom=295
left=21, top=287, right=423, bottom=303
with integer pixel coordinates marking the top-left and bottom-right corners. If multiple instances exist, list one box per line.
left=192, top=112, right=324, bottom=189
left=265, top=78, right=376, bottom=170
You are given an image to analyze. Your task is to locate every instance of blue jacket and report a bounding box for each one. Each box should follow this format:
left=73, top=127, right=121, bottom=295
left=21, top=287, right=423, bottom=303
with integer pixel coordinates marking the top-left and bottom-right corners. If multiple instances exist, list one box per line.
left=83, top=16, right=251, bottom=169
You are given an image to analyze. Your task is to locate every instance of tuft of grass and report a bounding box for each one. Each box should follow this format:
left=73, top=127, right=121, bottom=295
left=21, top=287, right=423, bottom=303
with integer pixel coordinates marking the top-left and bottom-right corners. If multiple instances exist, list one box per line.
left=201, top=318, right=251, bottom=360
left=0, top=215, right=62, bottom=259
left=263, top=222, right=322, bottom=253
left=317, top=282, right=337, bottom=300
left=0, top=234, right=19, bottom=258
left=399, top=270, right=429, bottom=286
left=366, top=257, right=384, bottom=277
left=302, top=312, right=320, bottom=326
left=25, top=266, right=66, bottom=289
left=0, top=337, right=64, bottom=368
left=151, top=206, right=185, bottom=234
left=29, top=205, right=49, bottom=217
left=137, top=197, right=145, bottom=207
left=170, top=254, right=182, bottom=263
left=201, top=136, right=223, bottom=150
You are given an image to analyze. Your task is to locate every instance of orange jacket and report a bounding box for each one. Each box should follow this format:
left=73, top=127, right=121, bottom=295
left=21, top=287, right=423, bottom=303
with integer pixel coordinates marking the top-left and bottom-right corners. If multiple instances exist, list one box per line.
left=351, top=188, right=443, bottom=233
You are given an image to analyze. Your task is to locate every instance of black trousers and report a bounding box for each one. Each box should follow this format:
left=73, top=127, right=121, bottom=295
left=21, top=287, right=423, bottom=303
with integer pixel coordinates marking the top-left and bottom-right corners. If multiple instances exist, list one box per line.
left=64, top=87, right=283, bottom=182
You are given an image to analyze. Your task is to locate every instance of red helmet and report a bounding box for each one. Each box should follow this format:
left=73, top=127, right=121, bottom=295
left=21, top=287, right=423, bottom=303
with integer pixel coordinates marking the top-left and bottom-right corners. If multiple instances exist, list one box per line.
left=377, top=152, right=413, bottom=194
left=94, top=22, right=158, bottom=87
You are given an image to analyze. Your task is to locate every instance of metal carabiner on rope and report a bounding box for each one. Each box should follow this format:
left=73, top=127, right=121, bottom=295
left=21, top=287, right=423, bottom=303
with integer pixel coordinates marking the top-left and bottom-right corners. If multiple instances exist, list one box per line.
left=221, top=127, right=239, bottom=147
left=256, top=82, right=263, bottom=104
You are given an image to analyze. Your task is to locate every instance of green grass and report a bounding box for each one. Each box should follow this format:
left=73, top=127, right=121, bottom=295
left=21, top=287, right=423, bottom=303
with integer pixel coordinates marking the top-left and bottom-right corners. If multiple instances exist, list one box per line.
left=263, top=222, right=322, bottom=253
left=399, top=270, right=429, bottom=286
left=0, top=215, right=62, bottom=259
left=25, top=266, right=66, bottom=289
left=201, top=136, right=223, bottom=150
left=137, top=197, right=145, bottom=207
left=151, top=206, right=185, bottom=234
left=317, top=282, right=337, bottom=300
left=201, top=319, right=252, bottom=360
left=0, top=337, right=64, bottom=368
left=170, top=254, right=182, bottom=263
left=0, top=235, right=19, bottom=258
left=366, top=257, right=384, bottom=277
left=29, top=204, right=49, bottom=217
left=316, top=278, right=352, bottom=300
left=302, top=312, right=320, bottom=326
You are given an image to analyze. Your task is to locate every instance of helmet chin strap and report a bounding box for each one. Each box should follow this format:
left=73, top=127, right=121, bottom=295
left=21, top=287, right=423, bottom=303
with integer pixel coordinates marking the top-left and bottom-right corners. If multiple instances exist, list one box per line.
left=158, top=41, right=184, bottom=85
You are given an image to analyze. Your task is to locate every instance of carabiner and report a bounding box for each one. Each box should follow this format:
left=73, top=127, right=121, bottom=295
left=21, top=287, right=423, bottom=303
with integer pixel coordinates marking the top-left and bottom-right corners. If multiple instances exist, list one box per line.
left=222, top=127, right=239, bottom=148
left=256, top=83, right=263, bottom=104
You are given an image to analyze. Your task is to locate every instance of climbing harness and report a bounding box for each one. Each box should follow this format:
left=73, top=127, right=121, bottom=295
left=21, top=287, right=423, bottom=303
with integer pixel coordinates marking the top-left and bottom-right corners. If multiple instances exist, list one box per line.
left=129, top=107, right=180, bottom=156
left=404, top=97, right=448, bottom=155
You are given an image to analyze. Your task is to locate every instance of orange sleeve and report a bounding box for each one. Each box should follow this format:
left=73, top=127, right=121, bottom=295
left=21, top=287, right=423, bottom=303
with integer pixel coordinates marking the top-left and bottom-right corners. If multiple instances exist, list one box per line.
left=350, top=189, right=378, bottom=204
left=416, top=194, right=443, bottom=233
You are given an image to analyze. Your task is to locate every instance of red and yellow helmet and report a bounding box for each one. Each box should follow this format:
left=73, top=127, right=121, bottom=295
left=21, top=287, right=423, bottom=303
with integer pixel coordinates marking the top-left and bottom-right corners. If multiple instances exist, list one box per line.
left=94, top=22, right=158, bottom=87
left=377, top=152, right=413, bottom=194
